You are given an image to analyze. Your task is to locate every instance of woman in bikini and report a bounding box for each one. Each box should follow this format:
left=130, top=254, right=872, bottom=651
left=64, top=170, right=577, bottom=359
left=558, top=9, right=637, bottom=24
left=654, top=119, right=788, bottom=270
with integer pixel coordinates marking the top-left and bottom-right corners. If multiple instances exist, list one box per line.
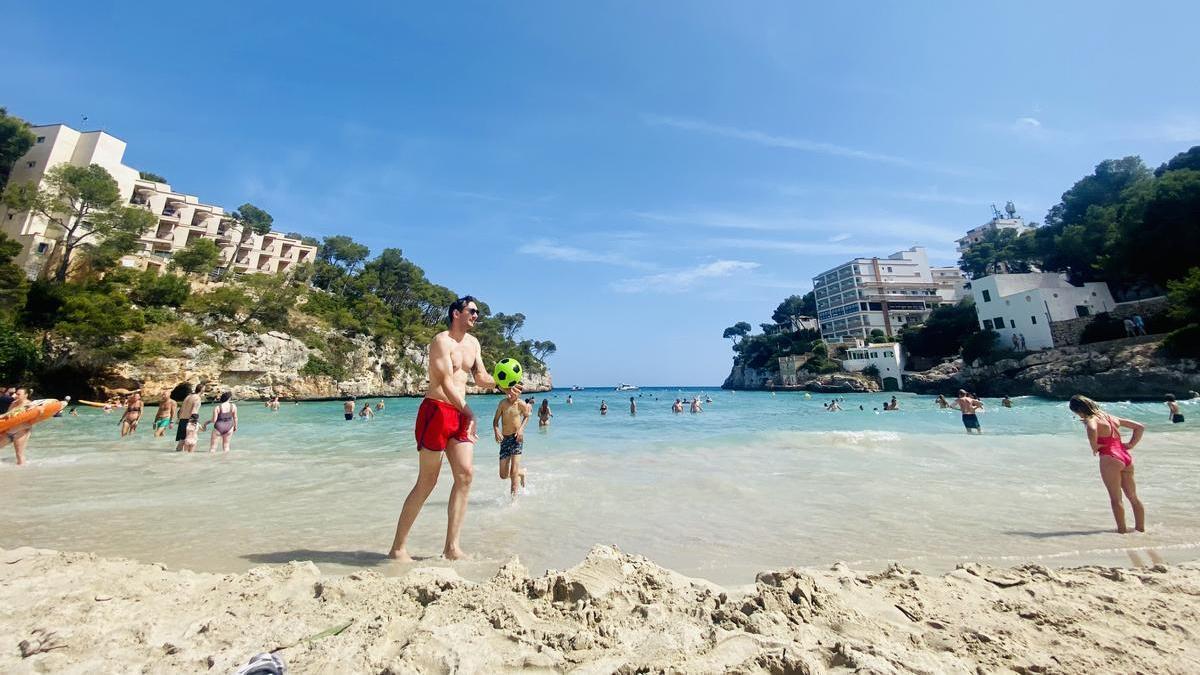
left=538, top=399, right=552, bottom=427
left=202, top=391, right=238, bottom=453
left=1068, top=395, right=1146, bottom=533
left=119, top=393, right=143, bottom=437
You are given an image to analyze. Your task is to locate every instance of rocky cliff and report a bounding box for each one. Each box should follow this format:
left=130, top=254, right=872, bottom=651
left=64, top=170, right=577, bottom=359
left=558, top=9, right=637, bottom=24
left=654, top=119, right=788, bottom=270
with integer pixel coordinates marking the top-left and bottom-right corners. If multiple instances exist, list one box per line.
left=904, top=337, right=1199, bottom=400
left=722, top=365, right=879, bottom=393
left=102, top=329, right=552, bottom=401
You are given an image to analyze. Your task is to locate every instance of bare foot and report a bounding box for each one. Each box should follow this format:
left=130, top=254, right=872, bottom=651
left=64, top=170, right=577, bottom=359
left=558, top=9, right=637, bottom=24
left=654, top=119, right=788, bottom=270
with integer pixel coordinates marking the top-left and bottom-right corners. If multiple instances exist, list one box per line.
left=519, top=470, right=527, bottom=488
left=387, top=549, right=413, bottom=562
left=1117, top=528, right=1129, bottom=534
left=443, top=546, right=467, bottom=560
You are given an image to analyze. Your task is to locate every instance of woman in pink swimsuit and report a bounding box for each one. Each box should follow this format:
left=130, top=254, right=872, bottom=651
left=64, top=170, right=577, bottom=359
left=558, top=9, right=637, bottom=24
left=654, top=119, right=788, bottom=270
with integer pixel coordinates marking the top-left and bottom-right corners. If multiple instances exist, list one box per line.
left=1068, top=395, right=1146, bottom=533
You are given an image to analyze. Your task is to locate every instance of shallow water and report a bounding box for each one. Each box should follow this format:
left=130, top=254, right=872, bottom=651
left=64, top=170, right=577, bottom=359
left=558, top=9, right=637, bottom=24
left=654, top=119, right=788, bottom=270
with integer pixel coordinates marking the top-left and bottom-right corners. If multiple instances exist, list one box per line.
left=3, top=389, right=1198, bottom=584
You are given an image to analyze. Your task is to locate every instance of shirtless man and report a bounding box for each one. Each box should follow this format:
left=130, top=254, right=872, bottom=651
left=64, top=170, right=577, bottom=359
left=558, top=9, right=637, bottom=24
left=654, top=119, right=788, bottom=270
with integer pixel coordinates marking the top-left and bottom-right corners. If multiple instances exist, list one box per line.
left=154, top=392, right=176, bottom=437
left=176, top=383, right=204, bottom=451
left=343, top=397, right=355, bottom=421
left=952, top=389, right=984, bottom=434
left=119, top=392, right=143, bottom=436
left=389, top=296, right=514, bottom=561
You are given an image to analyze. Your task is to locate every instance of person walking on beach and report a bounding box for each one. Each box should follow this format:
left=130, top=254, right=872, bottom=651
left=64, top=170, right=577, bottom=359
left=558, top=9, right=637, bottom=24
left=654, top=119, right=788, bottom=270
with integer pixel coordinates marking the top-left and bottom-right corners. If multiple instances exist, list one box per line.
left=538, top=399, right=553, bottom=426
left=202, top=391, right=238, bottom=453
left=493, top=386, right=530, bottom=496
left=1166, top=394, right=1184, bottom=423
left=343, top=397, right=355, bottom=421
left=153, top=392, right=175, bottom=437
left=118, top=392, right=143, bottom=437
left=1069, top=395, right=1146, bottom=533
left=952, top=389, right=984, bottom=434
left=389, top=296, right=514, bottom=562
left=1, top=387, right=34, bottom=465
left=175, top=383, right=204, bottom=452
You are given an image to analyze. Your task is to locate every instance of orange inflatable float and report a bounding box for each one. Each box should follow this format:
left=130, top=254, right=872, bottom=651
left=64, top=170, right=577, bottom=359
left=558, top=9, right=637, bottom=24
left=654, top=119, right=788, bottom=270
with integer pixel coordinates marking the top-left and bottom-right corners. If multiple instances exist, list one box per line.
left=0, top=399, right=66, bottom=434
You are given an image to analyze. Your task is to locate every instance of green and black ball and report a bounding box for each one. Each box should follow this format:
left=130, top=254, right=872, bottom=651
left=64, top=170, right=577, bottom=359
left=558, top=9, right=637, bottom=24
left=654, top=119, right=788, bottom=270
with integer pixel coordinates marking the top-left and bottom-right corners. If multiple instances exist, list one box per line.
left=493, top=358, right=523, bottom=389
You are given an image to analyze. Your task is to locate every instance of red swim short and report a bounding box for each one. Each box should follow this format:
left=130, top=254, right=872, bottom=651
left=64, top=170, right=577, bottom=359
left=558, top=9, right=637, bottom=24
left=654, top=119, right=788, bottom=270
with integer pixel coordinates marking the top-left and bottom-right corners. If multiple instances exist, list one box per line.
left=414, top=398, right=470, bottom=451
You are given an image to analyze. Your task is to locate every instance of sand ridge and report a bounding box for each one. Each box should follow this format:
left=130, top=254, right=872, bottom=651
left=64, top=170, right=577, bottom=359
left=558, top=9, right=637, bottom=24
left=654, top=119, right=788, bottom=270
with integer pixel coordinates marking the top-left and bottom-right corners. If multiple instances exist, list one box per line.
left=2, top=545, right=1199, bottom=673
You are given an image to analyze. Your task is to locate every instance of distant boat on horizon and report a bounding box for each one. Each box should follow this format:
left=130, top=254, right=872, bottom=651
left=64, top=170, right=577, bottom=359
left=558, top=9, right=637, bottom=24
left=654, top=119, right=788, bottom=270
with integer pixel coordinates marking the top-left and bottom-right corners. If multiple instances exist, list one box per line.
left=615, top=383, right=639, bottom=391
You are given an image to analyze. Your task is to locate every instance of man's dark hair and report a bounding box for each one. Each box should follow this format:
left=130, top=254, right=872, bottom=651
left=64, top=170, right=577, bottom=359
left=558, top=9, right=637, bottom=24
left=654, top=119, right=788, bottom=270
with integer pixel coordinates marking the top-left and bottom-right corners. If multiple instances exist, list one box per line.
left=447, top=295, right=478, bottom=326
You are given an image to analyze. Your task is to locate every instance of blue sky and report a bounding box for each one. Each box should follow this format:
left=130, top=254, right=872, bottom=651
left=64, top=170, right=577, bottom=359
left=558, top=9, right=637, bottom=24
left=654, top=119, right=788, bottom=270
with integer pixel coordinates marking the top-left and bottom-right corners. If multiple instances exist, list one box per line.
left=5, top=2, right=1199, bottom=385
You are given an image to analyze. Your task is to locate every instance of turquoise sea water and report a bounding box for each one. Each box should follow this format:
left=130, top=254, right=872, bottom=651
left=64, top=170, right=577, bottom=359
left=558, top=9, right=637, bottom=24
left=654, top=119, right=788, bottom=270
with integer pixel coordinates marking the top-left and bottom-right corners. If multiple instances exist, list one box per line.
left=2, top=388, right=1198, bottom=584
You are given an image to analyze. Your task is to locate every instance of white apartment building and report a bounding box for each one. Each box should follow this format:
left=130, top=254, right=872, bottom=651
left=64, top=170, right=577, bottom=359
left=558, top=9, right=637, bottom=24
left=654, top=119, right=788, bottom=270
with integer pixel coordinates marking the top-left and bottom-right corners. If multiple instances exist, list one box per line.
left=932, top=266, right=968, bottom=303
left=1, top=124, right=315, bottom=279
left=813, top=246, right=962, bottom=340
left=969, top=273, right=1115, bottom=351
left=841, top=342, right=906, bottom=391
left=956, top=203, right=1035, bottom=254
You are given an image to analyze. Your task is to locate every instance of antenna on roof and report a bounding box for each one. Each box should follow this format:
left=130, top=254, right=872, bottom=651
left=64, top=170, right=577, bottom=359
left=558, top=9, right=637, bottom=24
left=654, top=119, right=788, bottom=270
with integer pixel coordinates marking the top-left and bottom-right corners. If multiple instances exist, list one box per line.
left=990, top=203, right=1003, bottom=220
left=1005, top=201, right=1017, bottom=218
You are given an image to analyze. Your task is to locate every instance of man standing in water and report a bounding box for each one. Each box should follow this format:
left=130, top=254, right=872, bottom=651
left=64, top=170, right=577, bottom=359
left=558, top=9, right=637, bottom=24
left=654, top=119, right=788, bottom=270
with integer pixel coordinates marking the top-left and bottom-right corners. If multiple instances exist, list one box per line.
left=389, top=296, right=514, bottom=561
left=953, top=389, right=984, bottom=434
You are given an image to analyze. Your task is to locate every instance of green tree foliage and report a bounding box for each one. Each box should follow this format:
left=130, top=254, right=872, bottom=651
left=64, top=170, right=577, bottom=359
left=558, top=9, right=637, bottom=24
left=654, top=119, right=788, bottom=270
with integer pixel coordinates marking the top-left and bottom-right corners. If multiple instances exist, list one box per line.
left=771, top=293, right=815, bottom=328
left=0, top=232, right=28, bottom=323
left=958, top=228, right=1038, bottom=279
left=131, top=270, right=190, bottom=307
left=0, top=164, right=154, bottom=281
left=900, top=300, right=980, bottom=359
left=54, top=288, right=145, bottom=349
left=861, top=364, right=881, bottom=382
left=319, top=235, right=370, bottom=273
left=961, top=330, right=999, bottom=365
left=1111, top=168, right=1200, bottom=286
left=0, top=107, right=36, bottom=192
left=1163, top=267, right=1200, bottom=357
left=138, top=171, right=168, bottom=183
left=0, top=325, right=39, bottom=384
left=170, top=238, right=223, bottom=276
left=735, top=329, right=822, bottom=371
left=1155, top=146, right=1200, bottom=177
left=1035, top=157, right=1152, bottom=282
left=722, top=321, right=752, bottom=345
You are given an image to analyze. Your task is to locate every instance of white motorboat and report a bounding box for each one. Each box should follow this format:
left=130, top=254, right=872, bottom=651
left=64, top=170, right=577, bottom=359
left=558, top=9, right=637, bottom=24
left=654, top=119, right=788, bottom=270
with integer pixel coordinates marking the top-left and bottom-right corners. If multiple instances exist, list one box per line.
left=615, top=383, right=639, bottom=391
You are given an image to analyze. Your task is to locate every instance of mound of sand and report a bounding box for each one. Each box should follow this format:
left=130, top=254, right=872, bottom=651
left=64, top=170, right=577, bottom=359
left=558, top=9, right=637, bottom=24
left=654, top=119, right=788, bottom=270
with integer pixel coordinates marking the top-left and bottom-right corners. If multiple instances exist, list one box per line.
left=2, top=545, right=1198, bottom=673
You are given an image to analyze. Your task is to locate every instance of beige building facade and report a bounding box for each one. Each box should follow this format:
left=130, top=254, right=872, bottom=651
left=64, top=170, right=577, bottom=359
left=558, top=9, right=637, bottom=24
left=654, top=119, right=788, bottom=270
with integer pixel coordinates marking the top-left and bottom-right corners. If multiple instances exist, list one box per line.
left=1, top=123, right=315, bottom=279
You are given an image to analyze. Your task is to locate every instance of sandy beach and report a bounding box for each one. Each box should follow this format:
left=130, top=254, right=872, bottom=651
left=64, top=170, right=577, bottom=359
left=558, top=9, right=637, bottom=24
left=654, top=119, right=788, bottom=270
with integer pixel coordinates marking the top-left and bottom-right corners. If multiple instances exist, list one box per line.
left=3, top=545, right=1198, bottom=674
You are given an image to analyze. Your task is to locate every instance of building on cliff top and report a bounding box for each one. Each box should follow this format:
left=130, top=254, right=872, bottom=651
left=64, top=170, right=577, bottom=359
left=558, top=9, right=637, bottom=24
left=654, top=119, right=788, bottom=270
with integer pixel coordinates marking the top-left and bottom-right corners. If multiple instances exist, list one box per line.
left=956, top=202, right=1035, bottom=254
left=812, top=246, right=964, bottom=341
left=968, top=273, right=1115, bottom=351
left=0, top=123, right=316, bottom=279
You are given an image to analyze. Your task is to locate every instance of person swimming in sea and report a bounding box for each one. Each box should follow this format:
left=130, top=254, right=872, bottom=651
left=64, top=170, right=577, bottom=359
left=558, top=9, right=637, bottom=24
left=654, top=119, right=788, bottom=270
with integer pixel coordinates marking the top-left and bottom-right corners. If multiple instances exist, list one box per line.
left=599, top=400, right=608, bottom=415
left=359, top=402, right=375, bottom=419
left=1069, top=395, right=1146, bottom=533
left=1002, top=396, right=1013, bottom=408
left=935, top=394, right=949, bottom=409
left=1166, top=394, right=1184, bottom=424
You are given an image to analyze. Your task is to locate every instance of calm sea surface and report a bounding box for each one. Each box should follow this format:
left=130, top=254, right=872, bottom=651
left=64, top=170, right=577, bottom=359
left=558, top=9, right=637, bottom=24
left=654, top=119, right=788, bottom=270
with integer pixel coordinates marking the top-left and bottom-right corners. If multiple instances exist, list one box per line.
left=2, top=388, right=1198, bottom=584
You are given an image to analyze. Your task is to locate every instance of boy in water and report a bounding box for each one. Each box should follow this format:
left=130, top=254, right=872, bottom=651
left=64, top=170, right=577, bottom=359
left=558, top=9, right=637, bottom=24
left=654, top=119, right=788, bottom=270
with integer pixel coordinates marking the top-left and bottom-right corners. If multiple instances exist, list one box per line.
left=1166, top=394, right=1184, bottom=423
left=493, top=386, right=530, bottom=496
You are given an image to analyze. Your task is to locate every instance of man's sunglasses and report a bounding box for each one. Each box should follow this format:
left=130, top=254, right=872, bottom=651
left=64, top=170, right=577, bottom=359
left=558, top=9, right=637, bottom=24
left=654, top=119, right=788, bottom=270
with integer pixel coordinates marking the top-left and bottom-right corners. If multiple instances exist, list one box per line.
left=464, top=308, right=479, bottom=316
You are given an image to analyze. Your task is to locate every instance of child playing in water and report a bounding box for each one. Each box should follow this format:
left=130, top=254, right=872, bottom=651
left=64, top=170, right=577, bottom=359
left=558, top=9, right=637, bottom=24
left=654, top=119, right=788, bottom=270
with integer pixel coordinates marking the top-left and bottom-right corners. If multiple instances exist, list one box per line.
left=493, top=386, right=530, bottom=496
left=182, top=413, right=200, bottom=453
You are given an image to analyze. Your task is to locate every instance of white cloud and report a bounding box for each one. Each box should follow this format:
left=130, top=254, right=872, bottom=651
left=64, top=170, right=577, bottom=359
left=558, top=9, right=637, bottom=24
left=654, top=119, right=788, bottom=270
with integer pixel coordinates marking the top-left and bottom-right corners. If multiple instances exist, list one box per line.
left=1016, top=117, right=1042, bottom=129
left=644, top=114, right=962, bottom=174
left=633, top=210, right=806, bottom=231
left=828, top=233, right=852, bottom=242
left=517, top=239, right=651, bottom=269
left=612, top=260, right=759, bottom=294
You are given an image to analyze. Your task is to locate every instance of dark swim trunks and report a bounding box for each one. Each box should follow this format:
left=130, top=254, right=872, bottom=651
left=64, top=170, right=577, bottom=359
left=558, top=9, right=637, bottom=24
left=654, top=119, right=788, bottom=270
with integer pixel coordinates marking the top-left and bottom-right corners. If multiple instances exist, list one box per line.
left=345, top=413, right=354, bottom=421
left=175, top=419, right=189, bottom=442
left=1173, top=413, right=1185, bottom=424
left=962, top=413, right=981, bottom=429
left=499, top=434, right=523, bottom=460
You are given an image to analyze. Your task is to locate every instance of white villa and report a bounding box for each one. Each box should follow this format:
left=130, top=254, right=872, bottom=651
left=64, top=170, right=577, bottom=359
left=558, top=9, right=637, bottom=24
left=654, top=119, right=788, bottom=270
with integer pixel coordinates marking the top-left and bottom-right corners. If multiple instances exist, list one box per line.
left=842, top=342, right=906, bottom=391
left=1, top=123, right=316, bottom=279
left=968, top=273, right=1115, bottom=351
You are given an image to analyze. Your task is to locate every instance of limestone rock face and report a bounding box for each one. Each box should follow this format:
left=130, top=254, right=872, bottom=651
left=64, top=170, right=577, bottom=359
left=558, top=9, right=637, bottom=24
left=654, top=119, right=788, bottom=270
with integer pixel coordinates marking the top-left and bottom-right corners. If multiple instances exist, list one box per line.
left=904, top=339, right=1199, bottom=400
left=722, top=366, right=879, bottom=393
left=106, top=329, right=552, bottom=401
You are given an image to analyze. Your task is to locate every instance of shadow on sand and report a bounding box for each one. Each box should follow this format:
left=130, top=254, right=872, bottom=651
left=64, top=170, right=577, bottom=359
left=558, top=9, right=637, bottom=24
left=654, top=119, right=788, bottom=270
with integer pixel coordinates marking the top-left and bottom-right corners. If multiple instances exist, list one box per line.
left=240, top=550, right=407, bottom=567
left=1004, top=529, right=1113, bottom=539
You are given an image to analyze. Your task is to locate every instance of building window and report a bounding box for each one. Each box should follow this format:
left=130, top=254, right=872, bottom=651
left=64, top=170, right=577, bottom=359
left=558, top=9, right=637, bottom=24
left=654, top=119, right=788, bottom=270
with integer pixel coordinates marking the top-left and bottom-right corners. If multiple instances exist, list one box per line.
left=36, top=242, right=50, bottom=254
left=1010, top=319, right=1016, bottom=328
left=36, top=136, right=46, bottom=144
left=994, top=316, right=1004, bottom=328
left=981, top=290, right=991, bottom=302
left=1031, top=316, right=1037, bottom=324
left=983, top=319, right=994, bottom=330
left=26, top=161, right=35, bottom=168
left=1075, top=305, right=1090, bottom=318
